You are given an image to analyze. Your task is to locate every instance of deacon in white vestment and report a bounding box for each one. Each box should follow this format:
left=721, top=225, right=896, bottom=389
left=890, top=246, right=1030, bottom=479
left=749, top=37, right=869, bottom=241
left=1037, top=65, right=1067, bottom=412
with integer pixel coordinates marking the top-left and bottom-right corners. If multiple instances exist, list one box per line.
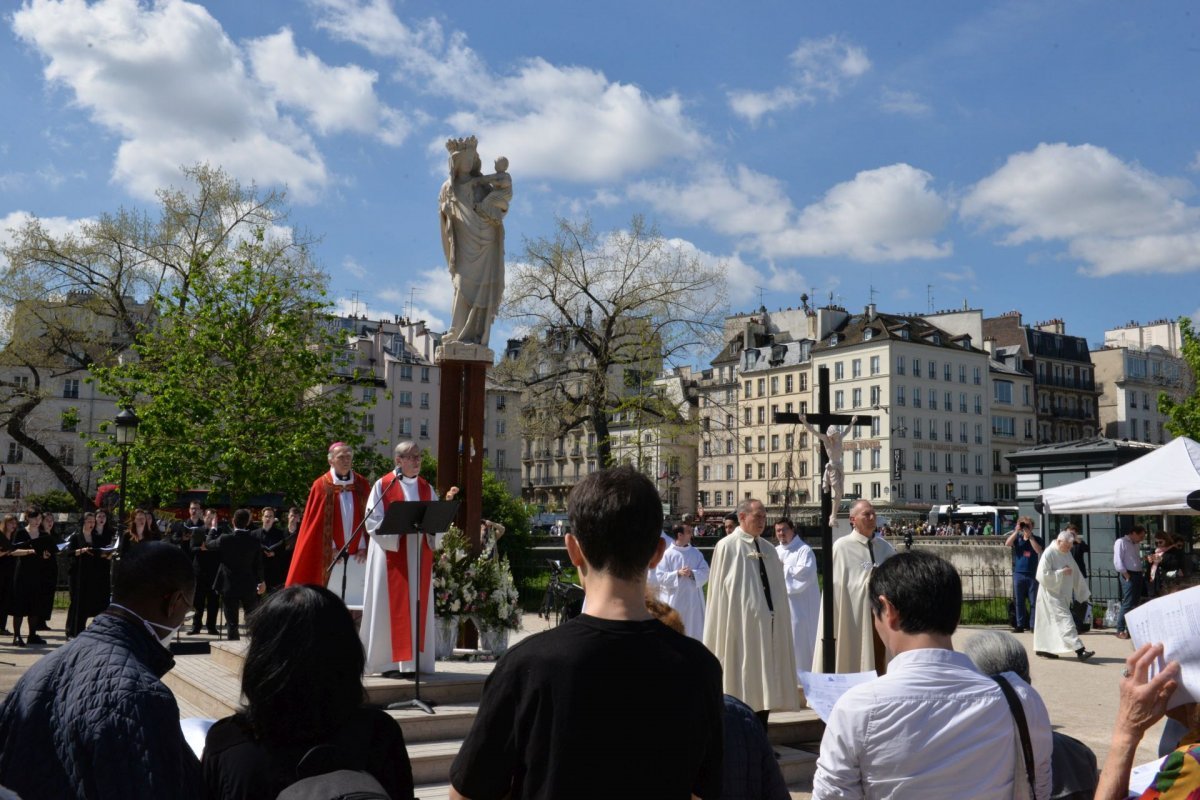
left=703, top=498, right=799, bottom=714
left=774, top=519, right=819, bottom=680
left=812, top=500, right=896, bottom=674
left=655, top=524, right=709, bottom=639
left=1033, top=531, right=1093, bottom=658
left=360, top=441, right=459, bottom=675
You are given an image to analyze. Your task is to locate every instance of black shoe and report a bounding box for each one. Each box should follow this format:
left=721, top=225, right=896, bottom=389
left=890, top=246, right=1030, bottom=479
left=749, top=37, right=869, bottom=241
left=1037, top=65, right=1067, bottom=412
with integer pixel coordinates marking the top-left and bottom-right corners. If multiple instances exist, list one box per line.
left=12, top=636, right=25, bottom=647
left=0, top=628, right=9, bottom=636
left=27, top=634, right=47, bottom=645
left=1011, top=626, right=1026, bottom=633
left=207, top=628, right=220, bottom=635
left=188, top=628, right=202, bottom=635
left=1035, top=651, right=1059, bottom=659
left=1076, top=648, right=1095, bottom=661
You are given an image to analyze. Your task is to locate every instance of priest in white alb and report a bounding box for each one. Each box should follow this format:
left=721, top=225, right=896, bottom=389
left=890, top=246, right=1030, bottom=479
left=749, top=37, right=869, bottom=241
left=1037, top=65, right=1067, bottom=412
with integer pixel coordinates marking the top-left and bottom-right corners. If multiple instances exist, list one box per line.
left=774, top=517, right=820, bottom=680
left=703, top=498, right=798, bottom=724
left=655, top=522, right=709, bottom=639
left=812, top=499, right=895, bottom=674
left=360, top=440, right=459, bottom=676
left=1033, top=530, right=1094, bottom=661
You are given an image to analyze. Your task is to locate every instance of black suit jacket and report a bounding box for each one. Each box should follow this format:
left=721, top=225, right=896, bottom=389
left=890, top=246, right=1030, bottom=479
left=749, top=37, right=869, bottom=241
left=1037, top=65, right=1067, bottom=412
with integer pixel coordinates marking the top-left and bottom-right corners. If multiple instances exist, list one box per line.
left=207, top=529, right=264, bottom=598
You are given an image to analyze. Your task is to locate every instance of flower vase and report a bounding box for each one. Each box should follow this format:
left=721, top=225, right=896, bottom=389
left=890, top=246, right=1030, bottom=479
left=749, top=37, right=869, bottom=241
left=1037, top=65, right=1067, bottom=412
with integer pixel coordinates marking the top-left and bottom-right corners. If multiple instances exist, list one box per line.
left=435, top=615, right=459, bottom=659
left=479, top=625, right=510, bottom=656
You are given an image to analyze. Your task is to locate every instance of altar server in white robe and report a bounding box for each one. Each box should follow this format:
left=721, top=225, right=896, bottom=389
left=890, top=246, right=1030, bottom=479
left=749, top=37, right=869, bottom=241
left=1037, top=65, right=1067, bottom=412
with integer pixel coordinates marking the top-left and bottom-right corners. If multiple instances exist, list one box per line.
left=655, top=523, right=709, bottom=639
left=1033, top=531, right=1094, bottom=660
left=360, top=440, right=459, bottom=676
left=703, top=498, right=799, bottom=720
left=812, top=499, right=895, bottom=674
left=774, top=518, right=819, bottom=680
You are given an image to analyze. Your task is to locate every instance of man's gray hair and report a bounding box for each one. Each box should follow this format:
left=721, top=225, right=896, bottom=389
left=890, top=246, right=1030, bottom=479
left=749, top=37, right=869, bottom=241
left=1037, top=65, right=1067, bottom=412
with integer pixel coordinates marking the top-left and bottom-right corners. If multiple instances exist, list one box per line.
left=394, top=440, right=421, bottom=458
left=962, top=630, right=1031, bottom=684
left=1056, top=530, right=1076, bottom=545
left=735, top=498, right=762, bottom=517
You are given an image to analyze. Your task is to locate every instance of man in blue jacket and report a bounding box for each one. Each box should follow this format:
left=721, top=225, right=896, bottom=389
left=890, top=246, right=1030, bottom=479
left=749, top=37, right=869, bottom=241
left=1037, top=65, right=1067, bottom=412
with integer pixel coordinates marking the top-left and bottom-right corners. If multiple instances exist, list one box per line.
left=0, top=541, right=201, bottom=800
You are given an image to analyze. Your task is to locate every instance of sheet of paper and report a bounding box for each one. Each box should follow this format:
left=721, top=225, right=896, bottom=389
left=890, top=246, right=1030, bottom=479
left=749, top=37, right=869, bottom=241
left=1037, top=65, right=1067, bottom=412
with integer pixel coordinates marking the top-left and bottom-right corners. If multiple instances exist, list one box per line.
left=1127, top=755, right=1166, bottom=798
left=179, top=717, right=216, bottom=759
left=798, top=670, right=877, bottom=721
left=1126, top=584, right=1200, bottom=709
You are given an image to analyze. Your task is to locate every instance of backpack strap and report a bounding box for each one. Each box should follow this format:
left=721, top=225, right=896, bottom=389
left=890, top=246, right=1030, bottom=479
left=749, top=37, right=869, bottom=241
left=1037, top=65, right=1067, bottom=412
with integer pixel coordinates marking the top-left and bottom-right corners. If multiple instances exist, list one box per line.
left=992, top=674, right=1037, bottom=798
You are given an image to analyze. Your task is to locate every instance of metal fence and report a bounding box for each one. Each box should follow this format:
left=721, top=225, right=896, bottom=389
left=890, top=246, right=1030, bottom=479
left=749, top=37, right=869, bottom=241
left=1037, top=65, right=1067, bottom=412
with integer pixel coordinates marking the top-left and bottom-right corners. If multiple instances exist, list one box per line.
left=958, top=566, right=1130, bottom=626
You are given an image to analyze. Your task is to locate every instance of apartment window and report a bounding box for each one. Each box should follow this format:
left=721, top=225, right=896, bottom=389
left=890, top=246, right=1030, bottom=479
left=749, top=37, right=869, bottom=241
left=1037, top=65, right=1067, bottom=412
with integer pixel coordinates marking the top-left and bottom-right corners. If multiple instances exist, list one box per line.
left=770, top=376, right=779, bottom=394
left=914, top=451, right=923, bottom=471
left=745, top=464, right=753, bottom=480
left=420, top=392, right=430, bottom=409
left=960, top=453, right=968, bottom=474
left=852, top=483, right=863, bottom=498
left=496, top=449, right=506, bottom=469
left=835, top=390, right=844, bottom=410
left=60, top=445, right=75, bottom=466
left=798, top=461, right=808, bottom=477
left=897, top=356, right=906, bottom=375
left=726, top=440, right=734, bottom=455
left=495, top=419, right=506, bottom=436
left=975, top=395, right=983, bottom=414
left=929, top=421, right=937, bottom=441
left=976, top=454, right=984, bottom=474
left=785, top=375, right=793, bottom=393
left=959, top=364, right=967, bottom=383
left=726, top=491, right=734, bottom=506
left=770, top=434, right=779, bottom=451
left=1025, top=419, right=1034, bottom=439
left=930, top=453, right=938, bottom=472
left=398, top=391, right=412, bottom=407
left=994, top=380, right=1013, bottom=405
left=726, top=465, right=735, bottom=481
left=896, top=386, right=906, bottom=406
left=960, top=392, right=968, bottom=413
left=913, top=358, right=921, bottom=377
left=871, top=482, right=881, bottom=499
left=419, top=420, right=429, bottom=439
left=703, top=441, right=711, bottom=457
left=361, top=413, right=374, bottom=432
left=929, top=390, right=937, bottom=410
left=757, top=406, right=765, bottom=424
left=757, top=463, right=766, bottom=479
left=771, top=463, right=779, bottom=478
left=852, top=388, right=862, bottom=408
left=399, top=364, right=413, bottom=380
left=798, top=373, right=808, bottom=391
left=852, top=359, right=862, bottom=378
left=727, top=413, right=735, bottom=430
left=852, top=451, right=862, bottom=470
left=420, top=367, right=430, bottom=382
left=870, top=448, right=881, bottom=470
left=945, top=421, right=953, bottom=441
left=744, top=407, right=752, bottom=425
left=870, top=385, right=881, bottom=406
left=974, top=366, right=982, bottom=385
left=703, top=466, right=711, bottom=481
left=785, top=402, right=793, bottom=413
left=914, top=483, right=923, bottom=499
left=913, top=389, right=921, bottom=408
left=3, top=478, right=20, bottom=500
left=871, top=417, right=881, bottom=437
left=929, top=361, right=937, bottom=380
left=992, top=416, right=1016, bottom=437
left=913, top=419, right=923, bottom=439
left=12, top=376, right=28, bottom=390
left=944, top=363, right=952, bottom=381
left=63, top=379, right=80, bottom=399
left=870, top=356, right=881, bottom=375
left=993, top=450, right=1002, bottom=471
left=896, top=416, right=907, bottom=438
left=744, top=380, right=752, bottom=397
left=834, top=362, right=844, bottom=380
left=785, top=433, right=795, bottom=449
left=6, top=443, right=21, bottom=464
left=744, top=436, right=752, bottom=453
left=960, top=421, right=968, bottom=443
left=757, top=435, right=766, bottom=452
left=757, top=378, right=766, bottom=397
left=399, top=418, right=412, bottom=435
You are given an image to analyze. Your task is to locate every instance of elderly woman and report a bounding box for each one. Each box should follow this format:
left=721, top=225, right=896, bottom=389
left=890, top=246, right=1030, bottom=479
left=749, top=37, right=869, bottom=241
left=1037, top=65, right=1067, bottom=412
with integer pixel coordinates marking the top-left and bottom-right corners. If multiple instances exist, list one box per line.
left=1033, top=531, right=1095, bottom=661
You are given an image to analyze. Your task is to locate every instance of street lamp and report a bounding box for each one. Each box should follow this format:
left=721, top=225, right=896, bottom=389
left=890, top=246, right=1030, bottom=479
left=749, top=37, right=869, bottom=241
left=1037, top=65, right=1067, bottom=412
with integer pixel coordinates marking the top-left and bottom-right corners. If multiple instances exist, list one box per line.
left=114, top=407, right=140, bottom=544
left=945, top=480, right=959, bottom=513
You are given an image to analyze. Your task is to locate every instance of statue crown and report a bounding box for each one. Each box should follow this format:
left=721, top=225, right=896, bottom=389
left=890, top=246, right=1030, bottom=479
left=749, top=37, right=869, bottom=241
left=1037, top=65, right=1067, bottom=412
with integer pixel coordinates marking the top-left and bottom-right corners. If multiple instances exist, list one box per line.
left=445, top=135, right=478, bottom=153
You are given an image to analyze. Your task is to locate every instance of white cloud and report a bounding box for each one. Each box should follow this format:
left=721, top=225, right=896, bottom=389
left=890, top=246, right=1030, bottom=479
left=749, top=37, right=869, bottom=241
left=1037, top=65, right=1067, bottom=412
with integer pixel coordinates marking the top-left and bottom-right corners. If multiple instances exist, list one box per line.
left=313, top=0, right=707, bottom=182
left=341, top=256, right=368, bottom=280
left=12, top=0, right=331, bottom=201
left=728, top=35, right=870, bottom=123
left=961, top=143, right=1200, bottom=276
left=633, top=163, right=952, bottom=263
left=879, top=88, right=931, bottom=116
left=247, top=28, right=409, bottom=145
left=0, top=210, right=91, bottom=248
left=938, top=266, right=977, bottom=284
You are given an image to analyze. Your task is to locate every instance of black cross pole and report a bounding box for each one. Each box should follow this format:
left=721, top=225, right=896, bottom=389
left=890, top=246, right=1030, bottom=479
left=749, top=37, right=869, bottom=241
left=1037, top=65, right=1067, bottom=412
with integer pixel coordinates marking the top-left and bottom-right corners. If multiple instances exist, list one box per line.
left=775, top=365, right=876, bottom=673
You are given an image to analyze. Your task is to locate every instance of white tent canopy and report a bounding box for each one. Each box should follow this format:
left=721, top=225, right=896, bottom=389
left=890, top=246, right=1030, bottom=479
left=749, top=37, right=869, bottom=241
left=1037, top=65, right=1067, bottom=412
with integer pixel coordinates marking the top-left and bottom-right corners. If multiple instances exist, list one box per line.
left=1041, top=436, right=1200, bottom=515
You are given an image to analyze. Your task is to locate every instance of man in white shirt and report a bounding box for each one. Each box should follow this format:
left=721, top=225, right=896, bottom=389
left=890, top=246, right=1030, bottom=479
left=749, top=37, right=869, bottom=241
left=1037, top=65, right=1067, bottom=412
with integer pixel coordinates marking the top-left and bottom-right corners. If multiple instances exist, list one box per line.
left=655, top=523, right=709, bottom=639
left=1112, top=524, right=1147, bottom=639
left=812, top=551, right=1053, bottom=800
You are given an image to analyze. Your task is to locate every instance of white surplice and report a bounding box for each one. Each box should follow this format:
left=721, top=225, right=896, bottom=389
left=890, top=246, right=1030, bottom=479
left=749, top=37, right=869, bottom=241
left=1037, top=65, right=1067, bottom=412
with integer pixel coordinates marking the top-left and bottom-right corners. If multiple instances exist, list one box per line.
left=1033, top=546, right=1090, bottom=655
left=329, top=469, right=366, bottom=609
left=359, top=474, right=441, bottom=675
left=812, top=531, right=895, bottom=674
left=702, top=528, right=799, bottom=712
left=776, top=536, right=820, bottom=680
left=655, top=543, right=709, bottom=639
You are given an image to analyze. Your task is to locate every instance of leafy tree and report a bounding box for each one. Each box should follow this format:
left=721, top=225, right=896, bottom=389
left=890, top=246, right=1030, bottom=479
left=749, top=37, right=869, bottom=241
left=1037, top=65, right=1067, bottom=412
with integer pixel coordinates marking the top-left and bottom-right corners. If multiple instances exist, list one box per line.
left=90, top=231, right=366, bottom=509
left=496, top=216, right=724, bottom=467
left=1159, top=316, right=1200, bottom=439
left=0, top=164, right=310, bottom=508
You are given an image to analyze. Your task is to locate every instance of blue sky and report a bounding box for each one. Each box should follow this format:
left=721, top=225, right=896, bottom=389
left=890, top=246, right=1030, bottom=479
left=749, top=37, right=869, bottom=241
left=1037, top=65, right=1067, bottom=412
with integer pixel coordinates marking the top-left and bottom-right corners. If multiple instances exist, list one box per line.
left=4, top=0, right=1200, bottom=358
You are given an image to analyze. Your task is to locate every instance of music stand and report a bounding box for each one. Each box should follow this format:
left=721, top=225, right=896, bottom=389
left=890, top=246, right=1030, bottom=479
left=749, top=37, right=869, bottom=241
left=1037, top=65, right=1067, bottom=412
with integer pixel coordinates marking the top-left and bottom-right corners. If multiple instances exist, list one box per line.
left=375, top=498, right=460, bottom=715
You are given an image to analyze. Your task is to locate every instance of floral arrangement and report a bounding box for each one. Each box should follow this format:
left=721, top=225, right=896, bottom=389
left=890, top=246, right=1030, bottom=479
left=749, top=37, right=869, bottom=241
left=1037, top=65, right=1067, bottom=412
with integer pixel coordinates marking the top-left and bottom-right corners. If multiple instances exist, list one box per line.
left=433, top=524, right=522, bottom=631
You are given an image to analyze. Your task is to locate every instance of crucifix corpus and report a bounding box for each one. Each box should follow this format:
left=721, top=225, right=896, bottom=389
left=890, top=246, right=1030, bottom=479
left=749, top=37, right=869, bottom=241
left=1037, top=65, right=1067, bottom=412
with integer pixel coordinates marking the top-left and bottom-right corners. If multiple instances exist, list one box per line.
left=775, top=365, right=876, bottom=673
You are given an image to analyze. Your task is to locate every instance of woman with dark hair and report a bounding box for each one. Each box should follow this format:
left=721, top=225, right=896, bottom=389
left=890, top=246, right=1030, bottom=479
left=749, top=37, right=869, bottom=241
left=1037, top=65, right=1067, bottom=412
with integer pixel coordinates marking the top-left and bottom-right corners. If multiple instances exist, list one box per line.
left=202, top=585, right=415, bottom=799
left=0, top=514, right=17, bottom=635
left=9, top=508, right=55, bottom=646
left=126, top=508, right=160, bottom=547
left=35, top=512, right=60, bottom=631
left=65, top=512, right=114, bottom=638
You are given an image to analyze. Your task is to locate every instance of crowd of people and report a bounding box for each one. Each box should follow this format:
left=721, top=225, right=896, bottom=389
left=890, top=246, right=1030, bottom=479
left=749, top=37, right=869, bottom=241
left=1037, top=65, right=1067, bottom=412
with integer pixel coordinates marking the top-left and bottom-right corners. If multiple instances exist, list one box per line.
left=0, top=450, right=1196, bottom=799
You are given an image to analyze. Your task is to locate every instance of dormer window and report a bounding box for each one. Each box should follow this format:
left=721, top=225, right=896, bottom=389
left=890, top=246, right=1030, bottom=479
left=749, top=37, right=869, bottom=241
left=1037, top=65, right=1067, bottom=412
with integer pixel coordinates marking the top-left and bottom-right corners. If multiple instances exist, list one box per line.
left=899, top=329, right=910, bottom=340
left=960, top=337, right=971, bottom=349
left=829, top=334, right=839, bottom=346
left=863, top=328, right=874, bottom=341
left=930, top=334, right=942, bottom=345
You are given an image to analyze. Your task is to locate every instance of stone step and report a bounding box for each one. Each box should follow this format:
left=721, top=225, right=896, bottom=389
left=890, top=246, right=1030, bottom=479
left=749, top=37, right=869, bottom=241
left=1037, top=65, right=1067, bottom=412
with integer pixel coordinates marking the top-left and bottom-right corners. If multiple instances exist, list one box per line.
left=163, top=653, right=242, bottom=719
left=388, top=703, right=479, bottom=744
left=407, top=740, right=461, bottom=787
left=768, top=709, right=826, bottom=747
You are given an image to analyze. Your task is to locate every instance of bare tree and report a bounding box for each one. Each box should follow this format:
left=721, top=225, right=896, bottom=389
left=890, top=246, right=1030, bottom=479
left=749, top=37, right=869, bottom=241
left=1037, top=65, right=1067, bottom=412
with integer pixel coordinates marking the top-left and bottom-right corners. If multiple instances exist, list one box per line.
left=497, top=216, right=724, bottom=467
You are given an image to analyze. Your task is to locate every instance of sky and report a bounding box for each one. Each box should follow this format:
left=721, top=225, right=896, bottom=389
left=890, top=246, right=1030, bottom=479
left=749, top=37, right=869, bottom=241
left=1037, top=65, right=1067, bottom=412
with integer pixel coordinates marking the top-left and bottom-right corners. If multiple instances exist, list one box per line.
left=3, top=0, right=1200, bottom=362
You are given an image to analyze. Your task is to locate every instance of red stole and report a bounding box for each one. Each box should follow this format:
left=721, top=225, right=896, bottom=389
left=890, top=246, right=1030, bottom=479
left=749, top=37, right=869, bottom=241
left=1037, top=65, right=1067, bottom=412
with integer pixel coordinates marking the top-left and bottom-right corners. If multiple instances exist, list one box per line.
left=285, top=471, right=369, bottom=588
left=380, top=474, right=434, bottom=663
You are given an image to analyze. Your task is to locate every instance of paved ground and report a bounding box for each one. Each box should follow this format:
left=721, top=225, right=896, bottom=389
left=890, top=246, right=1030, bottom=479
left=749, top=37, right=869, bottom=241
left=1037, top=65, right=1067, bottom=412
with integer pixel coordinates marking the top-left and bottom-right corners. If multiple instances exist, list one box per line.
left=0, top=611, right=1171, bottom=798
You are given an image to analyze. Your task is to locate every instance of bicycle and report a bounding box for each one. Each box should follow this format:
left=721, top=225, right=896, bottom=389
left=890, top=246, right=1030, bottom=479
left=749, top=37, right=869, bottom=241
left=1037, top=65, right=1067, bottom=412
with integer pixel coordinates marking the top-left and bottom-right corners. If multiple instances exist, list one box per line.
left=538, top=559, right=584, bottom=626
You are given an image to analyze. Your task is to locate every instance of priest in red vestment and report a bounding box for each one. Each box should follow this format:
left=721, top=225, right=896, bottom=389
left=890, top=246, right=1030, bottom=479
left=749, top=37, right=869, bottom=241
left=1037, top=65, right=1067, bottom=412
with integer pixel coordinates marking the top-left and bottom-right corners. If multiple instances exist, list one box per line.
left=285, top=442, right=371, bottom=607
left=360, top=440, right=459, bottom=676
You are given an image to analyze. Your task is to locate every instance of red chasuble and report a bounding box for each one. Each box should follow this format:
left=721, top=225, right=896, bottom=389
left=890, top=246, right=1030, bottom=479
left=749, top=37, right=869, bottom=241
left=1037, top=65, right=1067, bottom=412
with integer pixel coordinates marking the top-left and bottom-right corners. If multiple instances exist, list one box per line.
left=286, top=470, right=370, bottom=587
left=380, top=473, right=434, bottom=662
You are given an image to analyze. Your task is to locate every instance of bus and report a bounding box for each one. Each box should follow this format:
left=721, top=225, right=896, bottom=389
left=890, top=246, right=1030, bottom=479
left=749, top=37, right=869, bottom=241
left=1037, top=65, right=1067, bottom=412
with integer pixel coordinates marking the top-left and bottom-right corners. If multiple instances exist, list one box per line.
left=926, top=504, right=1019, bottom=535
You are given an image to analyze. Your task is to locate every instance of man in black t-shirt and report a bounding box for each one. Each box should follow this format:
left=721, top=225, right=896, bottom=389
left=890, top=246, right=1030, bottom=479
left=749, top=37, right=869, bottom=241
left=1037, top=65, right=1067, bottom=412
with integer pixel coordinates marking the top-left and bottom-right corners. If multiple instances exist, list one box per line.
left=449, top=466, right=724, bottom=800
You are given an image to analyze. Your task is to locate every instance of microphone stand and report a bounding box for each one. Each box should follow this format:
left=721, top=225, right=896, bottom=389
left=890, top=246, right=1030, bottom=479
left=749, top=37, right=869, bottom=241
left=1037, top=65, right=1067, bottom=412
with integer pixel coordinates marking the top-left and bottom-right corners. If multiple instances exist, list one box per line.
left=326, top=470, right=401, bottom=603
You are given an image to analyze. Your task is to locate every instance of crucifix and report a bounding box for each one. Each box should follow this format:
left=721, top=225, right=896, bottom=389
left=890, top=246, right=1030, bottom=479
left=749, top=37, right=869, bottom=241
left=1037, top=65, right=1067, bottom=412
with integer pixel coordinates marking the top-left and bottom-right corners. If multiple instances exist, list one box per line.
left=775, top=365, right=876, bottom=673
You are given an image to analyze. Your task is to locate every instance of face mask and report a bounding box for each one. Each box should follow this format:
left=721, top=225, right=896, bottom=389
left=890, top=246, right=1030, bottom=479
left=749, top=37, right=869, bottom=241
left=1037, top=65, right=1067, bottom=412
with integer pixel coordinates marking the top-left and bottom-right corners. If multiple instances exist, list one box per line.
left=110, top=603, right=180, bottom=647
